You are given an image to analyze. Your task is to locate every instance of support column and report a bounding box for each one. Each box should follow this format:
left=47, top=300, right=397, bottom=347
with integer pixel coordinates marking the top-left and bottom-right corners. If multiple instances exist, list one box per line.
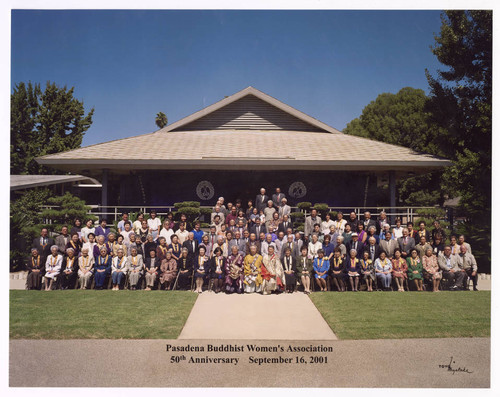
left=389, top=171, right=396, bottom=225
left=101, top=169, right=109, bottom=217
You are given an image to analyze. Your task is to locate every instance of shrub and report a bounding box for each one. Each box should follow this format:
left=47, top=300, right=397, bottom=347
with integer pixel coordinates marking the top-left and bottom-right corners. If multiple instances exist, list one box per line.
left=328, top=211, right=338, bottom=218
left=200, top=223, right=210, bottom=229
left=290, top=212, right=305, bottom=219
left=296, top=225, right=305, bottom=233
left=174, top=201, right=200, bottom=209
left=313, top=203, right=329, bottom=213
left=297, top=202, right=312, bottom=211
left=199, top=208, right=212, bottom=216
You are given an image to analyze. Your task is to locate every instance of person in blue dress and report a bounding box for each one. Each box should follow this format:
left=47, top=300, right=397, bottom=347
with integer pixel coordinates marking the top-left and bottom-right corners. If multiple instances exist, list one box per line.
left=322, top=235, right=335, bottom=262
left=94, top=246, right=111, bottom=289
left=313, top=249, right=330, bottom=292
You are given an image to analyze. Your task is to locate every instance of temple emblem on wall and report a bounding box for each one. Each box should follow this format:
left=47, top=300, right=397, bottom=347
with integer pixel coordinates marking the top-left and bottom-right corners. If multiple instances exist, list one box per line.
left=289, top=181, right=307, bottom=199
left=196, top=180, right=215, bottom=201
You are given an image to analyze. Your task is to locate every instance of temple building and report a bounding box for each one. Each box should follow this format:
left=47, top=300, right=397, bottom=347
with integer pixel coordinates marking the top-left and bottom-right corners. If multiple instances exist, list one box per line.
left=36, top=86, right=451, bottom=208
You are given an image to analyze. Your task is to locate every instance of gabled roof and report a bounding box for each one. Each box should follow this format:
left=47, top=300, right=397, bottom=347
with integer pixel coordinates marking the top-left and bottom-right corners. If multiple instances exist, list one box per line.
left=10, top=174, right=101, bottom=190
left=160, top=86, right=341, bottom=134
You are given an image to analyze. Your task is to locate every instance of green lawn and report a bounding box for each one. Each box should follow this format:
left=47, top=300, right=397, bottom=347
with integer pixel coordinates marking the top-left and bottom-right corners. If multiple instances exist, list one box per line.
left=10, top=290, right=198, bottom=339
left=309, top=291, right=490, bottom=340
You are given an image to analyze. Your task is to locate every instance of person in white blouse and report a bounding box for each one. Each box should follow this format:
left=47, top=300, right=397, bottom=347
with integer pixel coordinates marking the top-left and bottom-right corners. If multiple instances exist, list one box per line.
left=159, top=220, right=174, bottom=245
left=133, top=213, right=144, bottom=235
left=111, top=248, right=129, bottom=290
left=82, top=233, right=97, bottom=259
left=80, top=219, right=96, bottom=243
left=321, top=213, right=335, bottom=235
left=44, top=245, right=62, bottom=291
left=308, top=234, right=322, bottom=259
left=333, top=212, right=347, bottom=234
left=78, top=247, right=94, bottom=289
left=147, top=210, right=162, bottom=241
left=175, top=222, right=189, bottom=245
left=392, top=218, right=404, bottom=239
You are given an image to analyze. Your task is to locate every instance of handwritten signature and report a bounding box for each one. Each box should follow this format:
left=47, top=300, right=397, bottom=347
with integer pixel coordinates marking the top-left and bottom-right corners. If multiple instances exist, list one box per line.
left=438, top=356, right=473, bottom=374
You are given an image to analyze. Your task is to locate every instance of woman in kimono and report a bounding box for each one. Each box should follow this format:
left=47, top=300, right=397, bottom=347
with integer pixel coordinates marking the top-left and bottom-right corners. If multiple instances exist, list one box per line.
left=111, top=248, right=128, bottom=290
left=26, top=248, right=44, bottom=290
left=313, top=249, right=330, bottom=292
left=168, top=235, right=182, bottom=261
left=78, top=247, right=94, bottom=289
left=261, top=245, right=284, bottom=295
left=296, top=246, right=313, bottom=294
left=407, top=248, right=423, bottom=291
left=225, top=245, right=244, bottom=294
left=144, top=249, right=160, bottom=290
left=193, top=246, right=210, bottom=293
left=210, top=247, right=226, bottom=293
left=329, top=248, right=345, bottom=292
left=374, top=251, right=392, bottom=291
left=243, top=244, right=263, bottom=293
left=282, top=247, right=297, bottom=293
left=391, top=248, right=408, bottom=292
left=94, top=247, right=111, bottom=289
left=422, top=247, right=442, bottom=292
left=59, top=247, right=78, bottom=289
left=345, top=249, right=361, bottom=292
left=65, top=233, right=82, bottom=258
left=360, top=251, right=374, bottom=292
left=128, top=247, right=144, bottom=290
left=159, top=250, right=176, bottom=290
left=44, top=245, right=62, bottom=291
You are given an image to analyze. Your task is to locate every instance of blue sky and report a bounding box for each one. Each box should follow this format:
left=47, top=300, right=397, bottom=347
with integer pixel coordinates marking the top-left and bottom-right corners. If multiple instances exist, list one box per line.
left=11, top=10, right=444, bottom=146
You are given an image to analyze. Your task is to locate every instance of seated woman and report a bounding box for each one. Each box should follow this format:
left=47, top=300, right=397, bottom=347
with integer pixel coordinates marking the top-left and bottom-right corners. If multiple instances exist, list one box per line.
left=127, top=233, right=143, bottom=257
left=296, top=246, right=313, bottom=294
left=282, top=247, right=297, bottom=293
left=422, top=247, right=441, bottom=292
left=177, top=248, right=193, bottom=290
left=168, top=235, right=182, bottom=261
left=145, top=249, right=161, bottom=290
left=313, top=249, right=330, bottom=292
left=78, top=247, right=94, bottom=290
left=374, top=251, right=392, bottom=291
left=225, top=245, right=244, bottom=294
left=391, top=248, right=407, bottom=292
left=111, top=248, right=128, bottom=290
left=360, top=251, right=374, bottom=292
left=26, top=248, right=44, bottom=290
left=407, top=248, right=423, bottom=291
left=345, top=249, right=361, bottom=292
left=210, top=247, right=226, bottom=293
left=158, top=250, right=176, bottom=290
left=261, top=245, right=284, bottom=295
left=44, top=245, right=62, bottom=291
left=66, top=233, right=82, bottom=257
left=128, top=247, right=144, bottom=290
left=194, top=246, right=210, bottom=293
left=59, top=247, right=78, bottom=290
left=330, top=248, right=345, bottom=292
left=243, top=244, right=263, bottom=293
left=94, top=247, right=111, bottom=290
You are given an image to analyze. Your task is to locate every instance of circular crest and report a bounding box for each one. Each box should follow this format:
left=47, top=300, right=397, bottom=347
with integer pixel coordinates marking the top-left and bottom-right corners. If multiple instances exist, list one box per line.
left=289, top=181, right=307, bottom=199
left=196, top=180, right=215, bottom=201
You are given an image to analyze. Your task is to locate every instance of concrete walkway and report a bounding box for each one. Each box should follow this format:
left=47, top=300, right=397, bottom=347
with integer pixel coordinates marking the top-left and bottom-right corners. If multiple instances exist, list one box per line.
left=178, top=292, right=337, bottom=340
left=10, top=338, right=489, bottom=387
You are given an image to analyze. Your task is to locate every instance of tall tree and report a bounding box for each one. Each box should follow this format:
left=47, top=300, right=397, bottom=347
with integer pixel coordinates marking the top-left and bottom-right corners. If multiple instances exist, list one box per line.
left=10, top=81, right=94, bottom=175
left=426, top=10, right=492, bottom=270
left=343, top=87, right=447, bottom=205
left=155, top=112, right=168, bottom=129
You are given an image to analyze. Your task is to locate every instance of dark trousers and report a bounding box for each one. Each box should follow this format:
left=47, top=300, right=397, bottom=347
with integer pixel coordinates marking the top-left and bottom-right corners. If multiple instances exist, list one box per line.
left=463, top=269, right=478, bottom=289
left=442, top=270, right=465, bottom=289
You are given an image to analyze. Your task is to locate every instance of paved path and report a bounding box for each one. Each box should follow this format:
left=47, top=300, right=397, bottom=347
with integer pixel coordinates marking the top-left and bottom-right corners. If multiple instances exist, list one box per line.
left=10, top=338, right=489, bottom=387
left=178, top=292, right=337, bottom=340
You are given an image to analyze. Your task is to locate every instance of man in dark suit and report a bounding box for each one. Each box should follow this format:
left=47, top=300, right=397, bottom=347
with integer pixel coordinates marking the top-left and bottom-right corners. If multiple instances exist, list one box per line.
left=32, top=228, right=55, bottom=263
left=272, top=187, right=286, bottom=209
left=346, top=233, right=364, bottom=258
left=362, top=211, right=377, bottom=232
left=250, top=218, right=267, bottom=237
left=278, top=214, right=293, bottom=234
left=365, top=236, right=381, bottom=263
left=346, top=212, right=359, bottom=232
left=398, top=228, right=416, bottom=259
left=255, top=188, right=268, bottom=213
left=182, top=232, right=199, bottom=258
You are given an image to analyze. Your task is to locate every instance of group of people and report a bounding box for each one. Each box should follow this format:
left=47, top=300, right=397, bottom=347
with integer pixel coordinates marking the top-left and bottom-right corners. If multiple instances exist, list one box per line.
left=24, top=187, right=479, bottom=293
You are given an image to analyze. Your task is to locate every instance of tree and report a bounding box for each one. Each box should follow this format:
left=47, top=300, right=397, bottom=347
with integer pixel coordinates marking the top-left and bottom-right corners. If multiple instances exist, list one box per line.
left=155, top=112, right=168, bottom=129
left=10, top=81, right=94, bottom=175
left=426, top=10, right=492, bottom=271
left=343, top=87, right=447, bottom=205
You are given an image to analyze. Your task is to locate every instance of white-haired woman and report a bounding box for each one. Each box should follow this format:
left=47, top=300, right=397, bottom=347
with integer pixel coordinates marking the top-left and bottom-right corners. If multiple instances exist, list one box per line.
left=111, top=248, right=129, bottom=290
left=78, top=247, right=94, bottom=289
left=44, top=245, right=62, bottom=291
left=128, top=247, right=144, bottom=290
left=59, top=247, right=78, bottom=289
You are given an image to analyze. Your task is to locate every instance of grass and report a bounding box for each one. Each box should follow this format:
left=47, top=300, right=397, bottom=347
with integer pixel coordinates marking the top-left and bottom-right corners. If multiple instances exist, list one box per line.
left=10, top=290, right=198, bottom=339
left=309, top=291, right=490, bottom=340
